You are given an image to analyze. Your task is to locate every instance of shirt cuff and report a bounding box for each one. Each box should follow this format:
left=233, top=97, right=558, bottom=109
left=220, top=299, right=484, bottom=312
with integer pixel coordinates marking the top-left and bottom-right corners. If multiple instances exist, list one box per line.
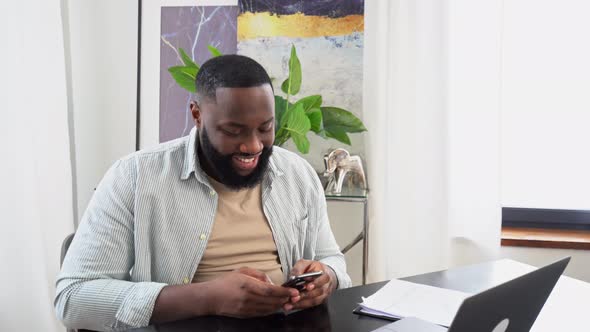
left=319, top=256, right=352, bottom=289
left=113, top=282, right=167, bottom=329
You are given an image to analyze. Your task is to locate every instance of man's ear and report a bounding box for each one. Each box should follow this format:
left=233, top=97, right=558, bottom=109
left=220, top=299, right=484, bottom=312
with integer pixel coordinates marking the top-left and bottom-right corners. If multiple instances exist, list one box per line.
left=190, top=101, right=202, bottom=127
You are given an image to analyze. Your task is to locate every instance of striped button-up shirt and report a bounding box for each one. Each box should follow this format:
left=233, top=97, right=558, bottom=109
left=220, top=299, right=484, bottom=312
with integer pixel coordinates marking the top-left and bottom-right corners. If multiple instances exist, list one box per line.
left=55, top=127, right=351, bottom=331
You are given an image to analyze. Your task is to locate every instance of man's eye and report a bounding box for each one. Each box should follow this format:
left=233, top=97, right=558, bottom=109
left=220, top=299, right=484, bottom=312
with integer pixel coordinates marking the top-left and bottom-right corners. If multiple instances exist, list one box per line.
left=260, top=125, right=273, bottom=132
left=222, top=129, right=240, bottom=137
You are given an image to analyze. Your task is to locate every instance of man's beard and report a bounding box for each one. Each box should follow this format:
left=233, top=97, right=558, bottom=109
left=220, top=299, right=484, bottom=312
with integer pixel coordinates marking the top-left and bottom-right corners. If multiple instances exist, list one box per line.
left=198, top=126, right=273, bottom=190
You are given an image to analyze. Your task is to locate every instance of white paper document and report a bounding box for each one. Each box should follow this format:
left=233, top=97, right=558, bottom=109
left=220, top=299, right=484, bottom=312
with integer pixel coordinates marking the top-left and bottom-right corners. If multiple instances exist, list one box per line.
left=359, top=279, right=472, bottom=327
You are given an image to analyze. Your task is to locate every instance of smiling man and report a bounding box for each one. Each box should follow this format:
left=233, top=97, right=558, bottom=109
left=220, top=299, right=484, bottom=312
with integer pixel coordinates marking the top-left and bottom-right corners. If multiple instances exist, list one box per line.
left=55, top=55, right=351, bottom=331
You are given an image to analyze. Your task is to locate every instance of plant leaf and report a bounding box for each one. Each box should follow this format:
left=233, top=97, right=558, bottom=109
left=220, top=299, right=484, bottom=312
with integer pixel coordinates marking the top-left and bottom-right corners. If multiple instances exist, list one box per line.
left=282, top=104, right=311, bottom=137
left=168, top=66, right=198, bottom=93
left=280, top=79, right=290, bottom=95
left=281, top=45, right=302, bottom=95
left=274, top=95, right=292, bottom=129
left=178, top=48, right=199, bottom=69
left=307, top=108, right=323, bottom=133
left=321, top=106, right=367, bottom=133
left=292, top=95, right=322, bottom=114
left=291, top=133, right=310, bottom=154
left=325, top=130, right=351, bottom=145
left=207, top=45, right=223, bottom=57
left=280, top=103, right=311, bottom=153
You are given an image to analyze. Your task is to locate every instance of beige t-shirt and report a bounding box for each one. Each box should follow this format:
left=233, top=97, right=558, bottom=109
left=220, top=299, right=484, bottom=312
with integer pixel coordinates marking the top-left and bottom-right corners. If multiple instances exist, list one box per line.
left=192, top=177, right=284, bottom=285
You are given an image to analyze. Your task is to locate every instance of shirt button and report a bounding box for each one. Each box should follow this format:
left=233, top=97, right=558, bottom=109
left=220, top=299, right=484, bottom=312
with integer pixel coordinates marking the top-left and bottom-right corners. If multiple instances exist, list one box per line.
left=183, top=277, right=190, bottom=284
left=200, top=233, right=207, bottom=240
left=209, top=190, right=216, bottom=196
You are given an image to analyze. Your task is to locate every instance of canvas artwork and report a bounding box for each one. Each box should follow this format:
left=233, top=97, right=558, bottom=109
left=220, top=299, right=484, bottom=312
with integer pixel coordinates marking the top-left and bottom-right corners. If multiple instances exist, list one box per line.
left=159, top=0, right=364, bottom=169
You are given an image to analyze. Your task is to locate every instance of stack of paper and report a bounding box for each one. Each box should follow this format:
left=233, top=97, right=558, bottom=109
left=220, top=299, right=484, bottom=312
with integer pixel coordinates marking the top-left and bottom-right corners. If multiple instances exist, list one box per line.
left=359, top=279, right=472, bottom=327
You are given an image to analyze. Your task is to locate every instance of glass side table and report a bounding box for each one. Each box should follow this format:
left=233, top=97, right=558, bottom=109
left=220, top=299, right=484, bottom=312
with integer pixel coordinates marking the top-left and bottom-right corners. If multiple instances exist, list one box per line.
left=325, top=188, right=369, bottom=285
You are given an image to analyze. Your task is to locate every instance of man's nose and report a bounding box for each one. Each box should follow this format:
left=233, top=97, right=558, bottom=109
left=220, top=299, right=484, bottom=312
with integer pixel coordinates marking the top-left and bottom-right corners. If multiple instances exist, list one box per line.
left=239, top=134, right=263, bottom=154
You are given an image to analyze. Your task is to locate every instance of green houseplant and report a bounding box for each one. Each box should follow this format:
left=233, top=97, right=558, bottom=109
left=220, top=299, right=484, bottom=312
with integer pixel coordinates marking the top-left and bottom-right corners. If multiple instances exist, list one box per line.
left=168, top=45, right=367, bottom=154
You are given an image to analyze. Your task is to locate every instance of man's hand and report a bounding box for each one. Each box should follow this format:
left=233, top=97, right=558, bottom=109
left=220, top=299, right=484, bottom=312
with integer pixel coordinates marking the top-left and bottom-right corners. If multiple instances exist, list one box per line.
left=207, top=267, right=298, bottom=318
left=283, top=259, right=337, bottom=312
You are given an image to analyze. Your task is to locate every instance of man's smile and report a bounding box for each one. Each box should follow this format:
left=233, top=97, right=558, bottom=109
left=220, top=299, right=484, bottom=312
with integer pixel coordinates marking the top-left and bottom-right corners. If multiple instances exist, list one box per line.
left=232, top=154, right=260, bottom=174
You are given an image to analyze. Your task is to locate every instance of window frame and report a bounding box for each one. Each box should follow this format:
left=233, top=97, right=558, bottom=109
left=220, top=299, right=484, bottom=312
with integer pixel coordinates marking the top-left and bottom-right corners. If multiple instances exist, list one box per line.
left=502, top=207, right=590, bottom=231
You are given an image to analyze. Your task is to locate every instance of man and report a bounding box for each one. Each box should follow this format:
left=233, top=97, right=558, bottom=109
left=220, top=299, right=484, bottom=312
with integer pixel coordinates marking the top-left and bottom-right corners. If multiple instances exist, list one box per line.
left=55, top=54, right=351, bottom=331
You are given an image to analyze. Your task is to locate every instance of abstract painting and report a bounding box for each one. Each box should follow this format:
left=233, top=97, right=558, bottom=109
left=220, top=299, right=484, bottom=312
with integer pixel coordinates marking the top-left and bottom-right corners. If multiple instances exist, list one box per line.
left=159, top=1, right=364, bottom=169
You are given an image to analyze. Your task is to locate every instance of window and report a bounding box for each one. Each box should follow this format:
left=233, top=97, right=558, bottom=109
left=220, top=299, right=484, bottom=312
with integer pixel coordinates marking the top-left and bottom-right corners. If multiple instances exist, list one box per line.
left=501, top=0, right=590, bottom=230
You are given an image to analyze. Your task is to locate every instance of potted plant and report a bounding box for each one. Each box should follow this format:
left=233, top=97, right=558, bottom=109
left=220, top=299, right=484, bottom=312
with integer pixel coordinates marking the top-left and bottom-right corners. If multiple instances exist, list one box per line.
left=168, top=45, right=367, bottom=154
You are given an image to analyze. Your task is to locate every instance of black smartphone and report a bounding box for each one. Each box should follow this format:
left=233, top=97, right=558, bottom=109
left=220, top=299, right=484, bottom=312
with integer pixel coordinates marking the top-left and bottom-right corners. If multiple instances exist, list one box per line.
left=281, top=271, right=323, bottom=290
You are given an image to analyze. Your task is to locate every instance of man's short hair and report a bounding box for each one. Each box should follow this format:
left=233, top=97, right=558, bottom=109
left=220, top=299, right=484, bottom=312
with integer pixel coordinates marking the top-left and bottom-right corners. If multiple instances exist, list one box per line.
left=195, top=54, right=273, bottom=103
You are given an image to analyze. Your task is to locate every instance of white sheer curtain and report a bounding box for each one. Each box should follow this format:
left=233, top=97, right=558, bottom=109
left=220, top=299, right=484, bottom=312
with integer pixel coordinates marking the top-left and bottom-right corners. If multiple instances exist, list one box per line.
left=364, top=0, right=502, bottom=282
left=0, top=1, right=74, bottom=331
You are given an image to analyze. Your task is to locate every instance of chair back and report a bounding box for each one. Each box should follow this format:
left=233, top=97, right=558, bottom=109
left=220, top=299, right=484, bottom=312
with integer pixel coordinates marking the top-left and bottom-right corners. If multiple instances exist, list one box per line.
left=60, top=233, right=75, bottom=267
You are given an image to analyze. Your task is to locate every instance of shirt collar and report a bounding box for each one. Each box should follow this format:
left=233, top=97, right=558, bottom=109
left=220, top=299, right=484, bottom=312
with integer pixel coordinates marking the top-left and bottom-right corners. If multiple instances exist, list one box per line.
left=180, top=126, right=202, bottom=182
left=180, top=126, right=284, bottom=182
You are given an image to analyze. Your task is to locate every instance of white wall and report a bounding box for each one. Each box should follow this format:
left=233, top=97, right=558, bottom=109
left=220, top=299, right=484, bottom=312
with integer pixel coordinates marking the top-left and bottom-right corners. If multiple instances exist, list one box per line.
left=65, top=0, right=137, bottom=223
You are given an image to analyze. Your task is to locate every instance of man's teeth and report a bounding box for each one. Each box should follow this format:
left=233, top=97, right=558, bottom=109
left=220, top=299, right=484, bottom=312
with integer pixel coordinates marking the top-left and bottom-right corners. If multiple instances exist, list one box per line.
left=236, top=157, right=255, bottom=163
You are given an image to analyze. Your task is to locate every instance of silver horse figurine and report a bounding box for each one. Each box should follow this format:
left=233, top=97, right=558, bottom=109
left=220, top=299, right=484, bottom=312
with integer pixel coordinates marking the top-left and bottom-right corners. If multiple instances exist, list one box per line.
left=323, top=148, right=366, bottom=194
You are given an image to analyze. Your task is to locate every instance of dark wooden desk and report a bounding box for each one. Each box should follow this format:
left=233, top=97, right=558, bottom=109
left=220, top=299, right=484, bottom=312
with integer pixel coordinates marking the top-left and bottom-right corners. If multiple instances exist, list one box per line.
left=128, top=260, right=540, bottom=332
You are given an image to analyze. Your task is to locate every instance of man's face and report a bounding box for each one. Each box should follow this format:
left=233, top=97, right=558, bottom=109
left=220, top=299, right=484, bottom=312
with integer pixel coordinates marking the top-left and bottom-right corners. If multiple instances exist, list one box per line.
left=192, top=85, right=275, bottom=190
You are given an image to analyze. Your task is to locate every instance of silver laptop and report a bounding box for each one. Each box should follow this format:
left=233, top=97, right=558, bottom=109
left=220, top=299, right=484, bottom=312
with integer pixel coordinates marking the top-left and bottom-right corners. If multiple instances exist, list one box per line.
left=375, top=257, right=570, bottom=332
